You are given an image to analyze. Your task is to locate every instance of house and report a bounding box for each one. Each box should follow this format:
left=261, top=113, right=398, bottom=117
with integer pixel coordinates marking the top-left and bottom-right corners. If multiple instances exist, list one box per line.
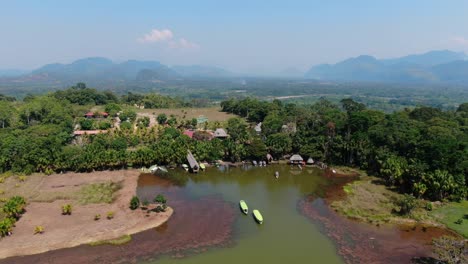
left=289, top=154, right=304, bottom=164
left=183, top=130, right=195, bottom=138
left=213, top=128, right=228, bottom=139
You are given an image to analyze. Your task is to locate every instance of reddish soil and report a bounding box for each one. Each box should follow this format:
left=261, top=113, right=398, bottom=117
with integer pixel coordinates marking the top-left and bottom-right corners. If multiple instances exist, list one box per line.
left=1, top=175, right=237, bottom=264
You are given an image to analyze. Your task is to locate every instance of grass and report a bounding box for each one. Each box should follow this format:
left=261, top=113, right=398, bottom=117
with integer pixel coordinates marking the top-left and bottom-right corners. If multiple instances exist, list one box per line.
left=331, top=176, right=433, bottom=225
left=78, top=181, right=122, bottom=205
left=431, top=201, right=468, bottom=238
left=89, top=234, right=132, bottom=246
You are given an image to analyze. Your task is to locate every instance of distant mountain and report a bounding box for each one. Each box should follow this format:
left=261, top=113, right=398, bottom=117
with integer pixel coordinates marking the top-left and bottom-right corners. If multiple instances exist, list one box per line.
left=172, top=65, right=232, bottom=77
left=0, top=69, right=30, bottom=77
left=24, top=57, right=196, bottom=84
left=305, top=50, right=468, bottom=83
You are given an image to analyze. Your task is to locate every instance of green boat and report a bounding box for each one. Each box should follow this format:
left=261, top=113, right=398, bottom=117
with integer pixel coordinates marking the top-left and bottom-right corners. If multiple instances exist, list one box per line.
left=253, top=209, right=263, bottom=224
left=239, top=200, right=248, bottom=214
left=200, top=163, right=206, bottom=170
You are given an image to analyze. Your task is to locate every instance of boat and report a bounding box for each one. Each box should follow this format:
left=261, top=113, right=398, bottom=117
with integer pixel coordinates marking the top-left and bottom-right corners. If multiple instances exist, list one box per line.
left=239, top=200, right=248, bottom=214
left=182, top=164, right=189, bottom=171
left=200, top=163, right=206, bottom=170
left=275, top=171, right=279, bottom=179
left=252, top=209, right=263, bottom=224
left=149, top=164, right=158, bottom=173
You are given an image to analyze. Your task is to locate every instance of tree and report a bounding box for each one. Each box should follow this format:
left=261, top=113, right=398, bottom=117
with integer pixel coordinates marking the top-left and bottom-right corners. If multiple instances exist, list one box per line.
left=62, top=204, right=72, bottom=215
left=226, top=117, right=248, bottom=143
left=266, top=133, right=292, bottom=158
left=119, top=110, right=137, bottom=123
left=157, top=113, right=167, bottom=125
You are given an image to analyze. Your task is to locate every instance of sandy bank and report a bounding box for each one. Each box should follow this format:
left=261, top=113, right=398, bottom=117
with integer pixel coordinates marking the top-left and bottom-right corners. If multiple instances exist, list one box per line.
left=0, top=170, right=172, bottom=259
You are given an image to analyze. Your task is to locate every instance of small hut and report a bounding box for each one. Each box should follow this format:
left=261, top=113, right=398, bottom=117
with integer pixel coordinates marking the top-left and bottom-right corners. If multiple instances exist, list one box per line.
left=306, top=157, right=314, bottom=165
left=186, top=150, right=199, bottom=173
left=213, top=128, right=228, bottom=139
left=289, top=154, right=303, bottom=164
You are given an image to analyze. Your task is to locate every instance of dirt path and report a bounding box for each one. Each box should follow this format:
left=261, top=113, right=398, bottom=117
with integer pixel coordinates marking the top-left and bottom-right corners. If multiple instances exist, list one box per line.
left=0, top=170, right=172, bottom=260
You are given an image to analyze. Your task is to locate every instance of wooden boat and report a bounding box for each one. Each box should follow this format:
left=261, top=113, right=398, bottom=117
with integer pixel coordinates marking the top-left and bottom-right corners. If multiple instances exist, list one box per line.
left=182, top=164, right=189, bottom=171
left=253, top=209, right=263, bottom=224
left=239, top=200, right=248, bottom=214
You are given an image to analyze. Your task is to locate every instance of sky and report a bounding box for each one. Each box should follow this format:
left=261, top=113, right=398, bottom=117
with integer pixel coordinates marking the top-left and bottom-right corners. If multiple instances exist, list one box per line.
left=1, top=0, right=468, bottom=74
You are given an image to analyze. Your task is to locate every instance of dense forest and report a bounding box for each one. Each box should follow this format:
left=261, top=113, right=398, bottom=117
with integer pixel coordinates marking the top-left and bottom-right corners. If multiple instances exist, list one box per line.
left=0, top=84, right=466, bottom=202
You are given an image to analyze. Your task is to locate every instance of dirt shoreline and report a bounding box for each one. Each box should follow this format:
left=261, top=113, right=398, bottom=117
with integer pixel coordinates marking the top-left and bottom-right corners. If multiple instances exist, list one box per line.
left=0, top=170, right=173, bottom=260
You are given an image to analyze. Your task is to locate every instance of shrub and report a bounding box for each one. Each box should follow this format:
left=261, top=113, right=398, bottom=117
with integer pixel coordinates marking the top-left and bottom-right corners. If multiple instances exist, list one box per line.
left=162, top=204, right=167, bottom=212
left=62, top=204, right=72, bottom=215
left=94, top=214, right=101, bottom=221
left=3, top=196, right=26, bottom=219
left=141, top=200, right=149, bottom=210
left=397, top=194, right=416, bottom=215
left=454, top=218, right=463, bottom=225
left=129, top=196, right=140, bottom=210
left=153, top=194, right=167, bottom=204
left=34, top=225, right=44, bottom=234
left=106, top=211, right=114, bottom=219
left=425, top=202, right=433, bottom=211
left=0, top=218, right=14, bottom=237
left=18, top=176, right=27, bottom=182
left=155, top=205, right=163, bottom=213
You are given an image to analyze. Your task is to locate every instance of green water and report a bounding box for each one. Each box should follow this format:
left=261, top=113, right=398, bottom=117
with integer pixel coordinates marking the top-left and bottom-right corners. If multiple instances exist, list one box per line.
left=145, top=164, right=343, bottom=264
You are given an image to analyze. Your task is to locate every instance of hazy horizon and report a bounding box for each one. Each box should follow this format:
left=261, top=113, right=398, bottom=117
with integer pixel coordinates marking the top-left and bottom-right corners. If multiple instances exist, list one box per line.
left=2, top=0, right=468, bottom=74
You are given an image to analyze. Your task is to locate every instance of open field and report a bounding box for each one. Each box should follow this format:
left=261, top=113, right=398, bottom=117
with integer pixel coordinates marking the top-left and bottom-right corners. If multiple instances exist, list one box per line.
left=0, top=170, right=172, bottom=259
left=431, top=201, right=468, bottom=238
left=136, top=107, right=237, bottom=122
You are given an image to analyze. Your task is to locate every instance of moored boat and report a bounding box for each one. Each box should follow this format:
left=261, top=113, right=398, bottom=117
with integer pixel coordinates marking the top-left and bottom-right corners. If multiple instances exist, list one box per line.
left=239, top=200, right=248, bottom=214
left=252, top=209, right=263, bottom=224
left=200, top=163, right=206, bottom=170
left=182, top=164, right=189, bottom=171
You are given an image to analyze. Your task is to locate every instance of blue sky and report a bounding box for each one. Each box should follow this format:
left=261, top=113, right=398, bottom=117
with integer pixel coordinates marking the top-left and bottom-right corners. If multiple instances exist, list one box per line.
left=1, top=0, right=468, bottom=73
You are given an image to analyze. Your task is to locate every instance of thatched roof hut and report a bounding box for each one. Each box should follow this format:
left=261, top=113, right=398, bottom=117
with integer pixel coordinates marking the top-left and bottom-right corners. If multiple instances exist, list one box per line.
left=214, top=128, right=228, bottom=138
left=307, top=157, right=314, bottom=164
left=290, top=154, right=303, bottom=164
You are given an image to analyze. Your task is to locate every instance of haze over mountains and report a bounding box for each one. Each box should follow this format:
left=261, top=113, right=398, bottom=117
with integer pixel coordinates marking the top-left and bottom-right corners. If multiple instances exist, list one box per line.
left=305, top=50, right=468, bottom=83
left=1, top=50, right=468, bottom=86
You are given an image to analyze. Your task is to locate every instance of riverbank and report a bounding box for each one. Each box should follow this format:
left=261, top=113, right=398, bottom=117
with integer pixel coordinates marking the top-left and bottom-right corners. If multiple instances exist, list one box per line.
left=0, top=170, right=173, bottom=259
left=327, top=168, right=467, bottom=238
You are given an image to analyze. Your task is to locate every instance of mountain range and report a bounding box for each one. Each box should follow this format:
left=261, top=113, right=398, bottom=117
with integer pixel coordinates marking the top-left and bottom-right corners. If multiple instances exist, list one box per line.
left=305, top=50, right=468, bottom=83
left=1, top=50, right=468, bottom=86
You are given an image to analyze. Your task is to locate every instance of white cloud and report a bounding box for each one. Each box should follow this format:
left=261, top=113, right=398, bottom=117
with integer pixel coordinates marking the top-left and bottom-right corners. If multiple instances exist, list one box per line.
left=138, top=29, right=173, bottom=43
left=169, top=38, right=199, bottom=50
left=451, top=36, right=468, bottom=47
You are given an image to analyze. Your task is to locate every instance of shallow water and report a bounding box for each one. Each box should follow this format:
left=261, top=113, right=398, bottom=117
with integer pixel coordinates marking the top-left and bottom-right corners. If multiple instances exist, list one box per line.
left=138, top=164, right=343, bottom=264
left=2, top=165, right=447, bottom=264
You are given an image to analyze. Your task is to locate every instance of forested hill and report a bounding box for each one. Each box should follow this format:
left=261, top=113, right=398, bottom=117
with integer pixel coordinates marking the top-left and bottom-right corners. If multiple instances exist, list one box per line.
left=0, top=85, right=466, bottom=202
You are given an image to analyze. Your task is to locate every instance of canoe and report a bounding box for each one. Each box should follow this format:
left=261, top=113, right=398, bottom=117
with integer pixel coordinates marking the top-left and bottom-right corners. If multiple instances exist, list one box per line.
left=200, top=163, right=206, bottom=170
left=252, top=209, right=263, bottom=224
left=239, top=200, right=248, bottom=214
left=182, top=164, right=189, bottom=171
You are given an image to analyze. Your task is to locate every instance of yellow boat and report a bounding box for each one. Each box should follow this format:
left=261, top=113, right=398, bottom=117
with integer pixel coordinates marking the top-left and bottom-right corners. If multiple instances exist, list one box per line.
left=253, top=209, right=263, bottom=224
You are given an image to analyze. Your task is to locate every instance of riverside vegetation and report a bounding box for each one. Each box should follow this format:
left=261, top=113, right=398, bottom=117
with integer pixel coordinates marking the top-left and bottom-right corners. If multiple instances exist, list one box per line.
left=0, top=83, right=466, bottom=260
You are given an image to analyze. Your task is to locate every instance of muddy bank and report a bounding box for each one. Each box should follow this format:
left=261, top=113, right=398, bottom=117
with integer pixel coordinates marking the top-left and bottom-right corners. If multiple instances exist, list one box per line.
left=1, top=176, right=237, bottom=264
left=298, top=169, right=455, bottom=264
left=0, top=170, right=172, bottom=260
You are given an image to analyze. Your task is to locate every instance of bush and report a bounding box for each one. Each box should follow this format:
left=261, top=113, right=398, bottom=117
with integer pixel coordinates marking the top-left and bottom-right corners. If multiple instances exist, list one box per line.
left=397, top=194, right=416, bottom=215
left=153, top=194, right=167, bottom=204
left=3, top=196, right=26, bottom=219
left=454, top=218, right=463, bottom=225
left=62, top=204, right=72, bottom=215
left=129, top=196, right=140, bottom=210
left=0, top=218, right=14, bottom=237
left=425, top=202, right=433, bottom=211
left=155, top=205, right=163, bottom=213
left=94, top=214, right=101, bottom=221
left=34, top=225, right=44, bottom=234
left=107, top=211, right=114, bottom=219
